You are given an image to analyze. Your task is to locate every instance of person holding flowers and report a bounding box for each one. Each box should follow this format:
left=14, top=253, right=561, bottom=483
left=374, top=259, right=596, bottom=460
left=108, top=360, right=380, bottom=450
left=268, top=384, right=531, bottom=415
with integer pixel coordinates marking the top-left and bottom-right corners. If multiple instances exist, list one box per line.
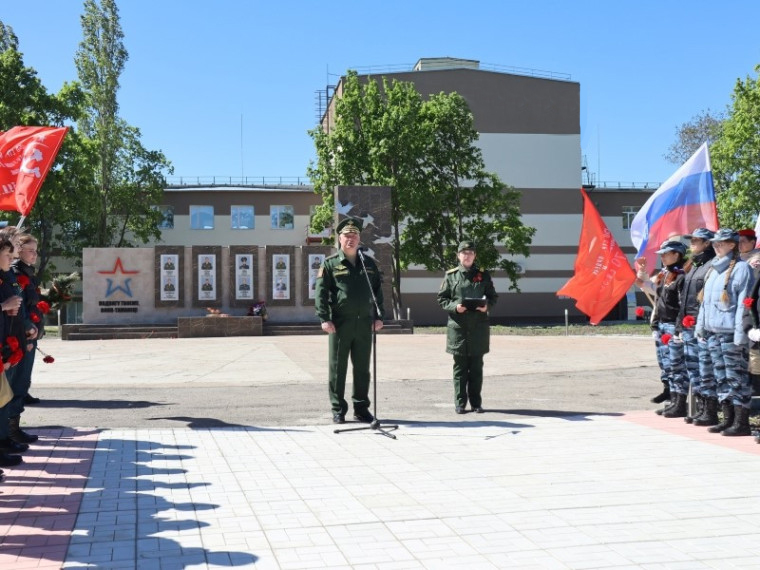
left=636, top=240, right=688, bottom=416
left=696, top=229, right=754, bottom=436
left=6, top=232, right=46, bottom=444
left=674, top=228, right=718, bottom=425
left=0, top=235, right=29, bottom=467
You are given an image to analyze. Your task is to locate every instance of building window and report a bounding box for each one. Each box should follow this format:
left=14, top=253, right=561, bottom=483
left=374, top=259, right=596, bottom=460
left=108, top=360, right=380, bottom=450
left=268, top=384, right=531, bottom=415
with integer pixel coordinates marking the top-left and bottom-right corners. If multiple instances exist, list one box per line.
left=155, top=205, right=174, bottom=229
left=270, top=205, right=294, bottom=230
left=190, top=205, right=214, bottom=229
left=231, top=205, right=254, bottom=229
left=622, top=206, right=639, bottom=230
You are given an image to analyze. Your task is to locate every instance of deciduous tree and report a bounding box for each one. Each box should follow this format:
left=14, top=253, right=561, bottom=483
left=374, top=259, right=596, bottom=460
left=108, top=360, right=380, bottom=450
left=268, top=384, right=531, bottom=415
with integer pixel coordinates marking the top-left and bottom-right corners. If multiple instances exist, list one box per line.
left=665, top=109, right=724, bottom=165
left=309, top=71, right=535, bottom=312
left=404, top=92, right=534, bottom=288
left=711, top=65, right=760, bottom=228
left=75, top=0, right=171, bottom=248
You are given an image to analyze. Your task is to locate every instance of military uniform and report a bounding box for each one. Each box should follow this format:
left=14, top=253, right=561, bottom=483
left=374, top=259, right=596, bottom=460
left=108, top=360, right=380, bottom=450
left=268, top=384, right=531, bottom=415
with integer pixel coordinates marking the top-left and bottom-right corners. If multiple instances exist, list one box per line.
left=437, top=240, right=498, bottom=413
left=315, top=218, right=385, bottom=421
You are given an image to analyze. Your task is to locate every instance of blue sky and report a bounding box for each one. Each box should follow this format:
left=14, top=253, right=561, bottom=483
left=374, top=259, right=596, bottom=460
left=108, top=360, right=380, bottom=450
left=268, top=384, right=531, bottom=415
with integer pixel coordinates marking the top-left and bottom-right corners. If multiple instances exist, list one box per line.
left=3, top=0, right=760, bottom=186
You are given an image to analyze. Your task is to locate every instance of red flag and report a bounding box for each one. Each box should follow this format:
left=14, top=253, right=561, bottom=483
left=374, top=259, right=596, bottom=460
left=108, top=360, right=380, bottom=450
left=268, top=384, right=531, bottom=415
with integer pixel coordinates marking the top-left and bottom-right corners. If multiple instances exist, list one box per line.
left=0, top=126, right=68, bottom=216
left=557, top=189, right=636, bottom=325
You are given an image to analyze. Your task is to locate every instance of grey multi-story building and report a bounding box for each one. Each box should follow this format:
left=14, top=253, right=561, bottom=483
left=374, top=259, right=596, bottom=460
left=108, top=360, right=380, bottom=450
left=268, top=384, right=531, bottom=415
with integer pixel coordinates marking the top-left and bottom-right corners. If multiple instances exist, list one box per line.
left=153, top=58, right=652, bottom=325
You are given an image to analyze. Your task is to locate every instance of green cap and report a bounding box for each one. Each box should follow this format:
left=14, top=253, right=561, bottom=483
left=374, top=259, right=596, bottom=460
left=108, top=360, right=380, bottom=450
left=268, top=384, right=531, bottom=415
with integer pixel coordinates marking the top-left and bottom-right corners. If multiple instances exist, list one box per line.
left=457, top=240, right=476, bottom=252
left=336, top=217, right=363, bottom=235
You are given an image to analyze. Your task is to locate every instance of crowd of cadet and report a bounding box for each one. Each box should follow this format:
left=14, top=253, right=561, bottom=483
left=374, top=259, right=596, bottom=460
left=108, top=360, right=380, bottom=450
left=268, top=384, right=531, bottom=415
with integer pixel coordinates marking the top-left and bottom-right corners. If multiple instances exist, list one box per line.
left=0, top=226, right=47, bottom=480
left=637, top=227, right=760, bottom=442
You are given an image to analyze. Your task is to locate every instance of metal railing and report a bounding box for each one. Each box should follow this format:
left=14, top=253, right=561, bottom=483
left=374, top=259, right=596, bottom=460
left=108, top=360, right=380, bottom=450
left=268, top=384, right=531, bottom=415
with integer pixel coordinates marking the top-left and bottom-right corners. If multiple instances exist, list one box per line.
left=594, top=181, right=662, bottom=190
left=350, top=61, right=572, bottom=82
left=165, top=176, right=312, bottom=188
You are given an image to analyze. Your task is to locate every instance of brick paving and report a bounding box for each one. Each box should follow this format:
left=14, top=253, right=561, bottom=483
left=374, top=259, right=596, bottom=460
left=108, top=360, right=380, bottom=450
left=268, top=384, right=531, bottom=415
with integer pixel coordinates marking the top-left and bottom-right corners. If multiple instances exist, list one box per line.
left=2, top=336, right=760, bottom=569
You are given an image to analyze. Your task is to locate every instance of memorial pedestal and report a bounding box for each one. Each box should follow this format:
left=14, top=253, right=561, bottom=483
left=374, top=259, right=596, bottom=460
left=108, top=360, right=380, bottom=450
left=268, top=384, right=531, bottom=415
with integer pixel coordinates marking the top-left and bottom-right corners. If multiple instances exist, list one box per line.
left=177, top=316, right=263, bottom=338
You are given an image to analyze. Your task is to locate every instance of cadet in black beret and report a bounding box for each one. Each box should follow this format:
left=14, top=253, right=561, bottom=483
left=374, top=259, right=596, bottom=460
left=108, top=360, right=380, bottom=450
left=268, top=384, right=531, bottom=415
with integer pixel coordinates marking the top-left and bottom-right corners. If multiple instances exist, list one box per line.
left=437, top=240, right=498, bottom=414
left=315, top=217, right=385, bottom=424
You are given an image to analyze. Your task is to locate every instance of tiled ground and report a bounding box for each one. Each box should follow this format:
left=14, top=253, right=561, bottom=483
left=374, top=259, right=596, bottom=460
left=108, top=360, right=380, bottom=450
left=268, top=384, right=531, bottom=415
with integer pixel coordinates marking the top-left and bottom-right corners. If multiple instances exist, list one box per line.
left=2, top=415, right=760, bottom=569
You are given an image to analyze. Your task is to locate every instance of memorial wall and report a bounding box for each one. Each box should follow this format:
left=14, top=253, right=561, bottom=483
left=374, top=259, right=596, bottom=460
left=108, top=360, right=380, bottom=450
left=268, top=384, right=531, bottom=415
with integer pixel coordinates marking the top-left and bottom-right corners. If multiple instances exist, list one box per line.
left=82, top=185, right=396, bottom=326
left=82, top=245, right=338, bottom=324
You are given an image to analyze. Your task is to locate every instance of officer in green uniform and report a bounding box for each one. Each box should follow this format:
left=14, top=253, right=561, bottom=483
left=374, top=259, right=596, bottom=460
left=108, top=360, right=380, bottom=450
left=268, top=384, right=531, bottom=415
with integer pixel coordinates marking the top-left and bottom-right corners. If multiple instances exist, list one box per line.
left=437, top=240, right=498, bottom=414
left=315, top=217, right=385, bottom=424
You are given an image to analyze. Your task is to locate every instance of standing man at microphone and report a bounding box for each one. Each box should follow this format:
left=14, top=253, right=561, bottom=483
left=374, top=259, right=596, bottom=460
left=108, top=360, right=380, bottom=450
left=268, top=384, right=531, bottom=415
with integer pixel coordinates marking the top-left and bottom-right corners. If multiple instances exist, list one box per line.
left=315, top=217, right=385, bottom=425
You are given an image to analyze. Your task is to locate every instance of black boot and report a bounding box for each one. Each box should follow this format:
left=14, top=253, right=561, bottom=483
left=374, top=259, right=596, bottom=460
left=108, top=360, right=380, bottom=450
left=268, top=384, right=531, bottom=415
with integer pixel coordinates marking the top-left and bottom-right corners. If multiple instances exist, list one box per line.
left=663, top=393, right=688, bottom=418
left=650, top=384, right=671, bottom=404
left=0, top=452, right=22, bottom=467
left=693, top=397, right=720, bottom=426
left=722, top=405, right=751, bottom=436
left=24, top=393, right=41, bottom=405
left=9, top=416, right=38, bottom=444
left=0, top=438, right=29, bottom=453
left=684, top=394, right=704, bottom=424
left=655, top=391, right=679, bottom=416
left=708, top=401, right=734, bottom=433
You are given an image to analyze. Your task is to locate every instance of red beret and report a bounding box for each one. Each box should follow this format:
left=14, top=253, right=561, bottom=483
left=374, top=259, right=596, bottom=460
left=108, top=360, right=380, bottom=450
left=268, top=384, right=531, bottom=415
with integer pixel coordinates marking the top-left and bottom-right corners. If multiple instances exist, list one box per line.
left=738, top=229, right=756, bottom=239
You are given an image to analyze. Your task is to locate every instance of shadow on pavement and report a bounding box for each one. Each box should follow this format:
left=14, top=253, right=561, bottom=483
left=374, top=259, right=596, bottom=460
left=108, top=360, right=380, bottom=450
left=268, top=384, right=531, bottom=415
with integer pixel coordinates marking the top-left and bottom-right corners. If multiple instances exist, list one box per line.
left=31, top=399, right=169, bottom=410
left=148, top=415, right=313, bottom=432
left=488, top=408, right=625, bottom=420
left=0, top=428, right=260, bottom=568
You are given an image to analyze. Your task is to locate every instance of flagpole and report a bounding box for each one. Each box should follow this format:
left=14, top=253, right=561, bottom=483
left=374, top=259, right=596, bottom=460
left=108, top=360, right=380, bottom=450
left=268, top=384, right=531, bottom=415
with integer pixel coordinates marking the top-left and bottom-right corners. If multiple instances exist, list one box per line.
left=16, top=215, right=26, bottom=230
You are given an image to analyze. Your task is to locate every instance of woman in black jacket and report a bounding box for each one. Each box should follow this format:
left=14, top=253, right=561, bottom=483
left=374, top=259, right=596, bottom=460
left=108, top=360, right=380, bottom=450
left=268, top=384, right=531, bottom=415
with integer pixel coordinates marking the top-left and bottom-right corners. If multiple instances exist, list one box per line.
left=636, top=240, right=687, bottom=416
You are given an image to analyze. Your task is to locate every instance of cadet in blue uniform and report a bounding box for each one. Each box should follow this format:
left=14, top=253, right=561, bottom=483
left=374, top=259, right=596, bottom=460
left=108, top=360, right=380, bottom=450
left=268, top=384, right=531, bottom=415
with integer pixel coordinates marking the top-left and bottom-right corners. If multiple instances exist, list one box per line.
left=315, top=217, right=385, bottom=424
left=437, top=240, right=498, bottom=414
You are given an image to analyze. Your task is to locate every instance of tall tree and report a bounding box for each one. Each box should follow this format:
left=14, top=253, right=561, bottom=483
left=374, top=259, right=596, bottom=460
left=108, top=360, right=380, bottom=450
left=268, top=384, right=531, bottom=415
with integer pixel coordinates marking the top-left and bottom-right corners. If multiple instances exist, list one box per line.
left=308, top=71, right=426, bottom=314
left=664, top=109, right=724, bottom=165
left=0, top=20, right=93, bottom=278
left=309, top=72, right=535, bottom=309
left=75, top=0, right=171, bottom=248
left=403, top=92, right=534, bottom=288
left=711, top=64, right=760, bottom=228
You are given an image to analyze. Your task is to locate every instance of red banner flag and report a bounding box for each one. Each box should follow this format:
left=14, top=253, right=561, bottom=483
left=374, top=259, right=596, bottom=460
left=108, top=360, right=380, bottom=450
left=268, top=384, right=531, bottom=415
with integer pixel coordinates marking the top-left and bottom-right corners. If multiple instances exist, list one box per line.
left=0, top=126, right=68, bottom=216
left=557, top=189, right=636, bottom=325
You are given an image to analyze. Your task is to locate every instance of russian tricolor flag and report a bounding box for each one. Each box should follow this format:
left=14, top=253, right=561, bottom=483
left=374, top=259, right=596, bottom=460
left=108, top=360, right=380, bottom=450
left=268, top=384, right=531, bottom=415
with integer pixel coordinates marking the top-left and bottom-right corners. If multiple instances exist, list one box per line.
left=630, top=142, right=719, bottom=270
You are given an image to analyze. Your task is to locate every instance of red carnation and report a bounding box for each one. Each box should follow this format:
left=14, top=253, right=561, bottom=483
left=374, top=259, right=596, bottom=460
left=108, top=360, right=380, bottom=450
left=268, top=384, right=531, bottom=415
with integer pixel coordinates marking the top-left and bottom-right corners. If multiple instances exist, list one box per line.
left=635, top=306, right=645, bottom=318
left=16, top=275, right=30, bottom=289
left=472, top=272, right=483, bottom=283
left=37, top=301, right=51, bottom=314
left=743, top=298, right=755, bottom=308
left=6, top=338, right=23, bottom=365
left=682, top=315, right=697, bottom=328
left=660, top=333, right=672, bottom=345
left=36, top=346, right=54, bottom=364
left=30, top=313, right=40, bottom=323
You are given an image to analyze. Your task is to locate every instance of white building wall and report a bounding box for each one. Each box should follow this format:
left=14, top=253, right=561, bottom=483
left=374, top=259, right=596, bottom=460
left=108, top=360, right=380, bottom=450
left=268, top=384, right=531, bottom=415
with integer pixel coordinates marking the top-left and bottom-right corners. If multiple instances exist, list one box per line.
left=477, top=133, right=581, bottom=189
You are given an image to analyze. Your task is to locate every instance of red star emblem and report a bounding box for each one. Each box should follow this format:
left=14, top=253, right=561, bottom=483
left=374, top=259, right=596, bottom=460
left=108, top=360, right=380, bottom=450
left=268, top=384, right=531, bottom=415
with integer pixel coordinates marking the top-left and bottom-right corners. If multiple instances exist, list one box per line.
left=98, top=258, right=139, bottom=275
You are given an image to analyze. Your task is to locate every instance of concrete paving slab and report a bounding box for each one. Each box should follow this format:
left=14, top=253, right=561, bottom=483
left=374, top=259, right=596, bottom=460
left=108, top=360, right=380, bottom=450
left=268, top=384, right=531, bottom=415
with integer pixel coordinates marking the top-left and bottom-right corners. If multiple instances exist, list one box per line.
left=2, top=334, right=759, bottom=569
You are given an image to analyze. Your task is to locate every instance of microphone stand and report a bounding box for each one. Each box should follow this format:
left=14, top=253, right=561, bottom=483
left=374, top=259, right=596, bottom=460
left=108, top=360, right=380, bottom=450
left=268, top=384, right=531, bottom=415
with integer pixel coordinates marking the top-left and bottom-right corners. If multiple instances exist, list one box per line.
left=334, top=247, right=399, bottom=439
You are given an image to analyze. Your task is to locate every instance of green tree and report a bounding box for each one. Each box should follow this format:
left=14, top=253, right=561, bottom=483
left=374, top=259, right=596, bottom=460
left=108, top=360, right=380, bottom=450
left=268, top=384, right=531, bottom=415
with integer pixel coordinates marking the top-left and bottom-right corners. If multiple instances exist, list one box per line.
left=665, top=109, right=724, bottom=165
left=309, top=72, right=535, bottom=310
left=711, top=64, right=760, bottom=228
left=0, top=20, right=94, bottom=278
left=308, top=71, right=426, bottom=313
left=75, top=0, right=171, bottom=248
left=403, top=92, right=534, bottom=288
